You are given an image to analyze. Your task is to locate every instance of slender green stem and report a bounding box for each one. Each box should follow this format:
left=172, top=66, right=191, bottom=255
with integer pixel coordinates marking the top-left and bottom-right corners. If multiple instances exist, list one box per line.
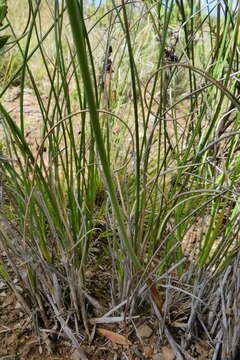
left=65, top=0, right=140, bottom=268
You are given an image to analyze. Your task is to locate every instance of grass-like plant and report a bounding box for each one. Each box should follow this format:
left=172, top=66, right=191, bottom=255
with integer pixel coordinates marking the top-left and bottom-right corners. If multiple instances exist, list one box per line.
left=0, top=0, right=240, bottom=358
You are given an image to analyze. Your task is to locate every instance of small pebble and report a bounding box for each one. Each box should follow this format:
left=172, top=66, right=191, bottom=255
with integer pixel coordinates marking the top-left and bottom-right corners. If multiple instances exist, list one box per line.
left=137, top=324, right=153, bottom=339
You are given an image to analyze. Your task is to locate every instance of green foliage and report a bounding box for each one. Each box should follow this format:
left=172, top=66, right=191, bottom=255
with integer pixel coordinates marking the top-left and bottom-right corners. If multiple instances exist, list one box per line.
left=0, top=0, right=9, bottom=51
left=0, top=0, right=7, bottom=26
left=0, top=0, right=239, bottom=356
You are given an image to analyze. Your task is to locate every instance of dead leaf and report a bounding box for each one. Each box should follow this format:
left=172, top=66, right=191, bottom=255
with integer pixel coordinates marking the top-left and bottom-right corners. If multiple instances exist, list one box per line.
left=97, top=328, right=132, bottom=345
left=149, top=284, right=164, bottom=311
left=161, top=345, right=175, bottom=360
left=2, top=294, right=14, bottom=307
left=195, top=339, right=211, bottom=360
left=143, top=345, right=154, bottom=357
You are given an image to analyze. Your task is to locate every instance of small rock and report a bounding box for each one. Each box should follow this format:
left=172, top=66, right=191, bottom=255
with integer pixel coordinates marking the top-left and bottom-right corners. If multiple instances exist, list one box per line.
left=15, top=285, right=23, bottom=293
left=71, top=349, right=81, bottom=360
left=152, top=354, right=163, bottom=360
left=24, top=88, right=33, bottom=94
left=137, top=324, right=153, bottom=339
left=0, top=281, right=6, bottom=289
left=153, top=353, right=175, bottom=360
left=15, top=302, right=22, bottom=309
